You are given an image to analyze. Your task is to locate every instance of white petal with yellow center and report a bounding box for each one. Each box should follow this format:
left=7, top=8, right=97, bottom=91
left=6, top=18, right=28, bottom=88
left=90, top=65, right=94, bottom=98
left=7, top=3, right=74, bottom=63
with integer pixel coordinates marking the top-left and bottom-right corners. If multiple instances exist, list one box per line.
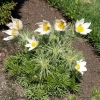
left=11, top=29, right=19, bottom=36
left=31, top=41, right=38, bottom=48
left=75, top=63, right=81, bottom=71
left=34, top=20, right=51, bottom=35
left=2, top=29, right=19, bottom=41
left=75, top=18, right=92, bottom=35
left=76, top=24, right=84, bottom=33
left=7, top=17, right=23, bottom=30
left=25, top=36, right=38, bottom=51
left=75, top=60, right=87, bottom=75
left=13, top=20, right=23, bottom=30
left=54, top=19, right=66, bottom=31
left=43, top=22, right=50, bottom=31
left=12, top=17, right=23, bottom=29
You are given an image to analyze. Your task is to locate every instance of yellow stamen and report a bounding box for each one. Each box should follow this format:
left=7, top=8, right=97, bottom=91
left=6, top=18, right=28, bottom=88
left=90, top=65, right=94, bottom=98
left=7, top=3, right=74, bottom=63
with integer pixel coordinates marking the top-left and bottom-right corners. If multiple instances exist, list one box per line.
left=12, top=29, right=17, bottom=36
left=31, top=41, right=37, bottom=47
left=43, top=22, right=50, bottom=31
left=34, top=75, right=37, bottom=78
left=76, top=24, right=84, bottom=33
left=75, top=64, right=80, bottom=71
left=57, top=21, right=65, bottom=29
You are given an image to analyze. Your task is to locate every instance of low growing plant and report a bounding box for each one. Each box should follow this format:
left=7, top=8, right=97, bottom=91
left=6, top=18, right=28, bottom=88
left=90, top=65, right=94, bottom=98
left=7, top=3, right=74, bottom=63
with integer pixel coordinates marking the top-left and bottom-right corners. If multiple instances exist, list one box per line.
left=3, top=17, right=90, bottom=100
left=0, top=0, right=16, bottom=25
left=66, top=94, right=77, bottom=100
left=91, top=87, right=100, bottom=100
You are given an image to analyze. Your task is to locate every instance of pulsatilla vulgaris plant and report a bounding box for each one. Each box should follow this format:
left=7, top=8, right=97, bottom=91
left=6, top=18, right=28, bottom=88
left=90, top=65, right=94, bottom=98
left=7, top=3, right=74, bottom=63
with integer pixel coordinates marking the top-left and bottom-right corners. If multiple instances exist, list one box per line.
left=3, top=18, right=91, bottom=100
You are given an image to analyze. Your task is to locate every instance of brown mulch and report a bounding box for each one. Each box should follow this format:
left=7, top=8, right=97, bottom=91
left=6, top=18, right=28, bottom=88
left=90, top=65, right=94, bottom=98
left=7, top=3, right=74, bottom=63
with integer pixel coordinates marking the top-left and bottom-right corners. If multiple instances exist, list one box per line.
left=0, top=0, right=100, bottom=100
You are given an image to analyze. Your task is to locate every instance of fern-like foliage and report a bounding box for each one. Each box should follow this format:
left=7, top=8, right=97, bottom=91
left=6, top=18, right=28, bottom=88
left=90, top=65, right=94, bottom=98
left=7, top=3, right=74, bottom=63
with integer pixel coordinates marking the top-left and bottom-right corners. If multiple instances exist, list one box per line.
left=0, top=0, right=16, bottom=25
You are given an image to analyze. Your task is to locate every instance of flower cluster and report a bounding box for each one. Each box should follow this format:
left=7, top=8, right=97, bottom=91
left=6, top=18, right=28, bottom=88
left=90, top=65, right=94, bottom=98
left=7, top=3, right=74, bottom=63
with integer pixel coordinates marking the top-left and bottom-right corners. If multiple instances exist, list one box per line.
left=2, top=16, right=23, bottom=41
left=2, top=17, right=92, bottom=75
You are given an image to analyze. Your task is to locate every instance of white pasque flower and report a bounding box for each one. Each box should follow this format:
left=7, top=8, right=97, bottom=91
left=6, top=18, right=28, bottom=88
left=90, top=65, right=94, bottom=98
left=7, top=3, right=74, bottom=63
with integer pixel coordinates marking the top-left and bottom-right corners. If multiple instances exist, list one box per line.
left=2, top=28, right=20, bottom=41
left=25, top=36, right=38, bottom=51
left=75, top=18, right=92, bottom=35
left=75, top=59, right=87, bottom=75
left=6, top=16, right=23, bottom=30
left=54, top=19, right=66, bottom=31
left=34, top=20, right=51, bottom=35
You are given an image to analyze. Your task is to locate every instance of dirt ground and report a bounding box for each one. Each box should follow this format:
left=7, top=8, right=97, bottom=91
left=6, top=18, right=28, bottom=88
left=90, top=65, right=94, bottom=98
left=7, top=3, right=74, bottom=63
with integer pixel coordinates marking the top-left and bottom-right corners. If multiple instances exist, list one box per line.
left=0, top=0, right=100, bottom=100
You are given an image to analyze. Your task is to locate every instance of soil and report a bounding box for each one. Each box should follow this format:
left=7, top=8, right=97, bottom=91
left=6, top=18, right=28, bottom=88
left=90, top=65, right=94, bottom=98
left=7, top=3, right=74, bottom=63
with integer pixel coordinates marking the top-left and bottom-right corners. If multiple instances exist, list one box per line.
left=0, top=0, right=100, bottom=100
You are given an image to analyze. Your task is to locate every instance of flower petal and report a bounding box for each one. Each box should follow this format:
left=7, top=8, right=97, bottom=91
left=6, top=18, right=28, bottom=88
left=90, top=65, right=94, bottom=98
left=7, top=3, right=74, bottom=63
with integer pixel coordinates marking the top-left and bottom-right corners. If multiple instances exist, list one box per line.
left=80, top=61, right=86, bottom=66
left=76, top=59, right=83, bottom=63
left=25, top=44, right=31, bottom=47
left=81, top=29, right=92, bottom=35
left=28, top=47, right=34, bottom=51
left=27, top=38, right=33, bottom=43
left=79, top=66, right=87, bottom=74
left=36, top=22, right=43, bottom=26
left=2, top=30, right=12, bottom=35
left=75, top=60, right=87, bottom=75
left=34, top=28, right=43, bottom=33
left=3, top=36, right=14, bottom=41
left=34, top=28, right=50, bottom=35
left=6, top=22, right=14, bottom=29
left=75, top=18, right=84, bottom=27
left=83, top=22, right=91, bottom=29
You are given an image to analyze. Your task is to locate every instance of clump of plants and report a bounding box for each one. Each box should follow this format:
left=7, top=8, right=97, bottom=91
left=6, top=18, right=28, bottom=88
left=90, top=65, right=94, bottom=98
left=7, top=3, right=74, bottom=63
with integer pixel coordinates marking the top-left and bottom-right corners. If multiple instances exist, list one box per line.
left=91, top=87, right=100, bottom=100
left=0, top=0, right=16, bottom=25
left=3, top=17, right=91, bottom=100
left=66, top=94, right=77, bottom=100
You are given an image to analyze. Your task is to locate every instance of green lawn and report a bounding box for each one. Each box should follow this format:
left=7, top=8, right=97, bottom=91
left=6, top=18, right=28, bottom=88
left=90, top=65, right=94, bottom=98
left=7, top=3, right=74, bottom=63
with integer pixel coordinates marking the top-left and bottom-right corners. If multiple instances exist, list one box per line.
left=46, top=0, right=100, bottom=53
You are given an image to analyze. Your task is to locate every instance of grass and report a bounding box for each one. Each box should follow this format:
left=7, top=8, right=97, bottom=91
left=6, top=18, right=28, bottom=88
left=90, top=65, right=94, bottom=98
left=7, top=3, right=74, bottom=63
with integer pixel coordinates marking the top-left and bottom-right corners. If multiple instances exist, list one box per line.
left=46, top=0, right=100, bottom=53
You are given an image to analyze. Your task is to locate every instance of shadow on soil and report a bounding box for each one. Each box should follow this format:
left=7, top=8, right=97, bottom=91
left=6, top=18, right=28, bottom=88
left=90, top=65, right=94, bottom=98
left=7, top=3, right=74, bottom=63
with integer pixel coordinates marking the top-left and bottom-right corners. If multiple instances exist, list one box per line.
left=12, top=0, right=27, bottom=18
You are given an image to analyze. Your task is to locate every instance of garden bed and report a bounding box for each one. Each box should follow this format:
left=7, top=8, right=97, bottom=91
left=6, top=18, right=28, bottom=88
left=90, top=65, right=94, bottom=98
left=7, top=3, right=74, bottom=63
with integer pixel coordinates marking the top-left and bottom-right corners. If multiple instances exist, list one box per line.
left=0, top=0, right=100, bottom=100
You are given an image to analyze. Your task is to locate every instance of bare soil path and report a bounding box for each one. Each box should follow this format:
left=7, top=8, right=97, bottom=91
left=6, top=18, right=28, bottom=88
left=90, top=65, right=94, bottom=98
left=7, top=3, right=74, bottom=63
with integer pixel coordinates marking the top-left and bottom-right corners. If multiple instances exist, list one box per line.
left=0, top=0, right=100, bottom=100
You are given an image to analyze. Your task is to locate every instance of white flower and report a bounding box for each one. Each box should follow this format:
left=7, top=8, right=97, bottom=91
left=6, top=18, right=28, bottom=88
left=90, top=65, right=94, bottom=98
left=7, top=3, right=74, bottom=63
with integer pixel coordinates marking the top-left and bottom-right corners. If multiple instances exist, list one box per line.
left=75, top=59, right=87, bottom=75
left=2, top=28, right=20, bottom=41
left=6, top=16, right=23, bottom=30
left=25, top=36, right=38, bottom=51
left=75, top=18, right=92, bottom=35
left=34, top=20, right=51, bottom=35
left=54, top=19, right=66, bottom=31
